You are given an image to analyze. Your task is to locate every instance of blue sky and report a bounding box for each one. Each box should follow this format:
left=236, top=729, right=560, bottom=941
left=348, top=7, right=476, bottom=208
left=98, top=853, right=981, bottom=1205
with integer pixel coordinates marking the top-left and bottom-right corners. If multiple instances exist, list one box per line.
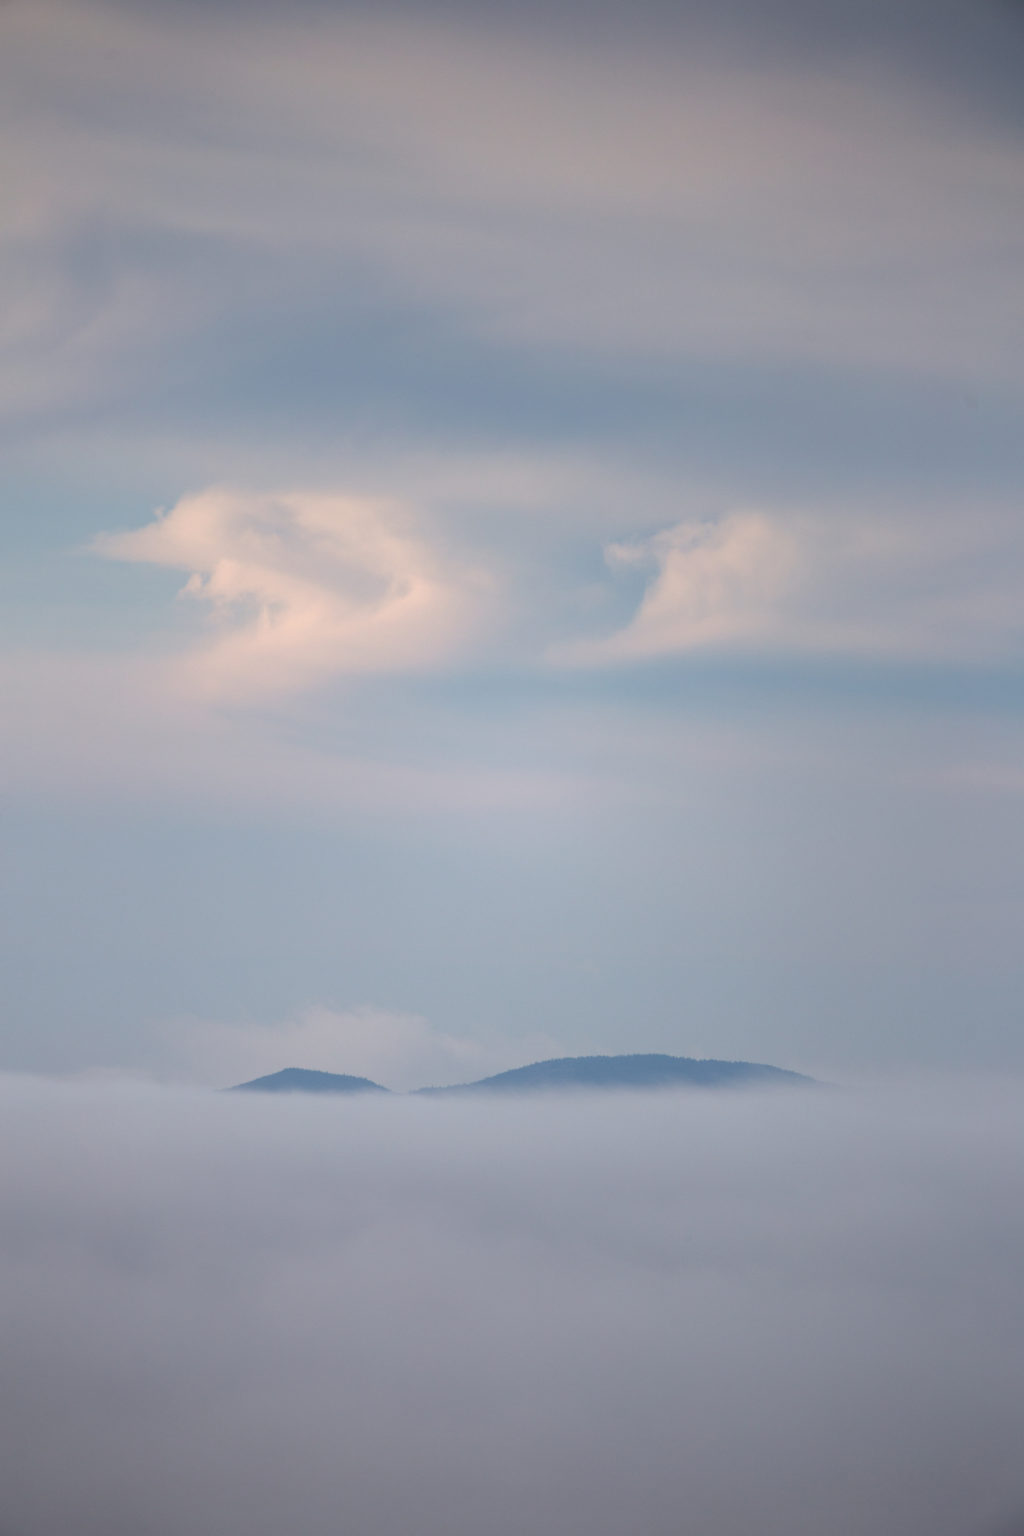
left=3, top=0, right=1024, bottom=1085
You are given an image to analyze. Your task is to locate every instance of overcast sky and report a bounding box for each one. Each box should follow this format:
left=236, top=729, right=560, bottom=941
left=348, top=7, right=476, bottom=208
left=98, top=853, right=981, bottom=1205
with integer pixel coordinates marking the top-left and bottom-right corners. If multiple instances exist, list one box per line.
left=3, top=0, right=1024, bottom=1084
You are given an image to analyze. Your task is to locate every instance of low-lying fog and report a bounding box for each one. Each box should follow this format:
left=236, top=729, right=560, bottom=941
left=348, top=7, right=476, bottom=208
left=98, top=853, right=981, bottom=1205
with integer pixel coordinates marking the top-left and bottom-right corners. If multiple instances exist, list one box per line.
left=1, top=1077, right=1022, bottom=1536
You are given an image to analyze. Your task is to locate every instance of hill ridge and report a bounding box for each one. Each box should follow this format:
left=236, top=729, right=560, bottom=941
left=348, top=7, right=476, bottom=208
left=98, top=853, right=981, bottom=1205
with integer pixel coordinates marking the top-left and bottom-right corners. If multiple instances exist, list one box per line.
left=230, top=1053, right=813, bottom=1096
left=416, top=1052, right=811, bottom=1094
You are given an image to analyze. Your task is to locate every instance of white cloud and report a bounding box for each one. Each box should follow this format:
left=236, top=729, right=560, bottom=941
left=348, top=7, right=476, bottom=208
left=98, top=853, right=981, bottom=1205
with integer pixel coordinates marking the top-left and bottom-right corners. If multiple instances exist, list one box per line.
left=603, top=512, right=803, bottom=655
left=95, top=488, right=495, bottom=697
left=167, top=1006, right=564, bottom=1092
left=564, top=507, right=1024, bottom=665
left=95, top=491, right=1024, bottom=693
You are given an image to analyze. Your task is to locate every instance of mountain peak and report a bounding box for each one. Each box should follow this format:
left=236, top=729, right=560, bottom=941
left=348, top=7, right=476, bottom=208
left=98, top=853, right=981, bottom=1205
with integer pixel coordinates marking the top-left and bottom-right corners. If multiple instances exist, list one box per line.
left=229, top=1067, right=389, bottom=1094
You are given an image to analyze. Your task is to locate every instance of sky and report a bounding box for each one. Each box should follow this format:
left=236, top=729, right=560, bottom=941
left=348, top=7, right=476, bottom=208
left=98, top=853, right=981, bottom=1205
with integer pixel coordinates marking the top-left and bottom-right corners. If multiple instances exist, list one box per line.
left=2, top=1076, right=1024, bottom=1536
left=3, top=0, right=1024, bottom=1085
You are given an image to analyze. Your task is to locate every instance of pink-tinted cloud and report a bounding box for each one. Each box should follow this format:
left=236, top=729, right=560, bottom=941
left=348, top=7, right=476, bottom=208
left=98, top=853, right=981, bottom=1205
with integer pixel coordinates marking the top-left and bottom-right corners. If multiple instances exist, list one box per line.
left=96, top=488, right=496, bottom=697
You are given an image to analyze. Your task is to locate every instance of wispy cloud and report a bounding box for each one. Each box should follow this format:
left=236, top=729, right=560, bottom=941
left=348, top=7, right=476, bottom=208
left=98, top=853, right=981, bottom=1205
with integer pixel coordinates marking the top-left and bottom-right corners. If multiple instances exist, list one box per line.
left=562, top=507, right=1024, bottom=665
left=96, top=488, right=496, bottom=696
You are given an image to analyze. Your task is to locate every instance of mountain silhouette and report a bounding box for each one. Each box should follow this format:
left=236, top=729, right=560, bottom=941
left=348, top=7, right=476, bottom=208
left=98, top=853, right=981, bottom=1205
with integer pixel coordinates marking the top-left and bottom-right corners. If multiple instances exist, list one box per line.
left=416, top=1053, right=812, bottom=1094
left=230, top=1068, right=389, bottom=1094
left=230, top=1054, right=812, bottom=1096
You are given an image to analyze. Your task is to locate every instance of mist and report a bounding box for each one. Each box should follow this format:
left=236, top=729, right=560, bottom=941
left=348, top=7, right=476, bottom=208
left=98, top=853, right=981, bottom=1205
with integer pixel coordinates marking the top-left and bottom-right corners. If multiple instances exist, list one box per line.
left=1, top=1077, right=1022, bottom=1536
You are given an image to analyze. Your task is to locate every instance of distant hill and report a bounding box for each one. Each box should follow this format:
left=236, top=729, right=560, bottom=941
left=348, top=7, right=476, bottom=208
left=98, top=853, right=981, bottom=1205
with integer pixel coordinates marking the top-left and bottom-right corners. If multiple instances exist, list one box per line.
left=229, top=1054, right=814, bottom=1097
left=416, top=1054, right=813, bottom=1095
left=230, top=1068, right=389, bottom=1094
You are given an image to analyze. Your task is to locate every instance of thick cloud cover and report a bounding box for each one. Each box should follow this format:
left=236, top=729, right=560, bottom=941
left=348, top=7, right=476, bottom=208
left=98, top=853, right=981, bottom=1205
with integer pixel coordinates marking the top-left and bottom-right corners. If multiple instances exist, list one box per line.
left=2, top=1076, right=1023, bottom=1536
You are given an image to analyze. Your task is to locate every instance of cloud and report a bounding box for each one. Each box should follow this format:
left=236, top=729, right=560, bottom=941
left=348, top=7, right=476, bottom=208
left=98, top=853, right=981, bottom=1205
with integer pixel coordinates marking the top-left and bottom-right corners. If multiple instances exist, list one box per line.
left=563, top=507, right=1024, bottom=665
left=1, top=1076, right=1023, bottom=1536
left=166, top=1005, right=565, bottom=1091
left=3, top=0, right=1024, bottom=449
left=92, top=491, right=1024, bottom=688
left=95, top=488, right=495, bottom=696
left=603, top=512, right=802, bottom=654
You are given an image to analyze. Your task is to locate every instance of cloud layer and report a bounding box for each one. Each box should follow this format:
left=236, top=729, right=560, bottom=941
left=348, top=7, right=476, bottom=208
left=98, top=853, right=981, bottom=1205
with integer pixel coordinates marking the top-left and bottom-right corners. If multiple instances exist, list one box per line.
left=5, top=0, right=1024, bottom=421
left=1, top=1077, right=1023, bottom=1536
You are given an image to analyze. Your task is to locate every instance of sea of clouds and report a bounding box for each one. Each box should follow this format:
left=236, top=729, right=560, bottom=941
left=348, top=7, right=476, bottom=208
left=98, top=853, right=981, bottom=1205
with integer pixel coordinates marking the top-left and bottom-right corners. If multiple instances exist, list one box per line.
left=1, top=1075, right=1022, bottom=1536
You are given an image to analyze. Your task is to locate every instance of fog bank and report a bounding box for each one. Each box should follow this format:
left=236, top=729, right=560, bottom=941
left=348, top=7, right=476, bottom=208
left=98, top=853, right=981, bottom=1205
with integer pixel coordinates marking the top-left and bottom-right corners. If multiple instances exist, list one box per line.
left=1, top=1077, right=1022, bottom=1536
